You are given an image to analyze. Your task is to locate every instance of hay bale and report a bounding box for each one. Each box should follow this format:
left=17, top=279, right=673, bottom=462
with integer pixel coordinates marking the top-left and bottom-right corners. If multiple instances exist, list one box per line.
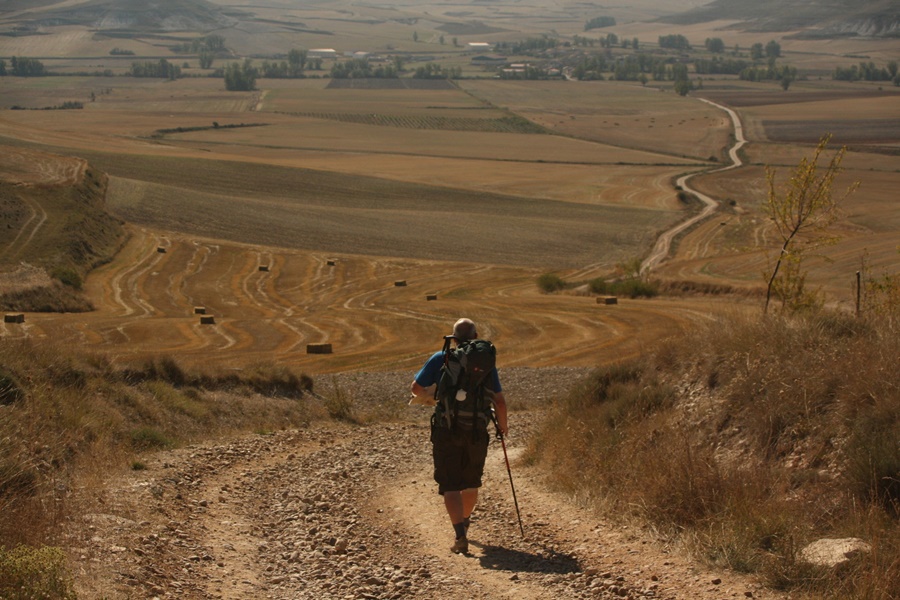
left=199, top=315, right=216, bottom=325
left=193, top=306, right=206, bottom=314
left=327, top=260, right=336, bottom=266
left=307, top=343, right=333, bottom=354
left=394, top=280, right=407, bottom=287
left=157, top=247, right=166, bottom=253
left=258, top=265, right=269, bottom=272
left=426, top=294, right=438, bottom=301
left=4, top=314, right=25, bottom=324
left=596, top=296, right=618, bottom=305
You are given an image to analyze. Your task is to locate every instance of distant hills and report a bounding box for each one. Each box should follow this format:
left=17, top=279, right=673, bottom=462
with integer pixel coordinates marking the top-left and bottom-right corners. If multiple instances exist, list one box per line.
left=661, top=0, right=900, bottom=38
left=10, top=0, right=239, bottom=32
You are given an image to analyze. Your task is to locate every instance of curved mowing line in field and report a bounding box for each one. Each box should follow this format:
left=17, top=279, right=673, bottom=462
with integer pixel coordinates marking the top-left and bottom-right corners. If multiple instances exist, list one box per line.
left=191, top=320, right=235, bottom=350
left=109, top=232, right=161, bottom=316
left=642, top=98, right=747, bottom=273
left=171, top=241, right=215, bottom=315
left=0, top=322, right=26, bottom=340
left=236, top=252, right=278, bottom=319
left=126, top=237, right=168, bottom=318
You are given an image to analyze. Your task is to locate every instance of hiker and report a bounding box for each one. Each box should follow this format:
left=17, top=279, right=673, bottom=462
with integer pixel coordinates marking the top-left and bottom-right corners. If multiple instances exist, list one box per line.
left=410, top=318, right=508, bottom=555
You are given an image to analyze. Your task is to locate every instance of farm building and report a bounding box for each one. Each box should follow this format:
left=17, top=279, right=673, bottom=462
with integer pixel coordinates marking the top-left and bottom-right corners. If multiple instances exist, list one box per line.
left=309, top=48, right=338, bottom=59
left=466, top=42, right=492, bottom=52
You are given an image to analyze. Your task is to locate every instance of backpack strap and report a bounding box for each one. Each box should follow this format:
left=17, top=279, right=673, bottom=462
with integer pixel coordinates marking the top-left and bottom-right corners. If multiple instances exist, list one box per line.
left=436, top=335, right=456, bottom=429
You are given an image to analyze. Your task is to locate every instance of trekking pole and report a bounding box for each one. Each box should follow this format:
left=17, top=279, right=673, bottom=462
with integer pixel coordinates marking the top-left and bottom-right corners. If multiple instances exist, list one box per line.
left=492, top=412, right=525, bottom=538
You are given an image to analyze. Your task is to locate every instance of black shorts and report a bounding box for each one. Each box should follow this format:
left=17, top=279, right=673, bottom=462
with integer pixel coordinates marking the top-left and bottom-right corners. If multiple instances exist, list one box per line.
left=431, top=425, right=490, bottom=495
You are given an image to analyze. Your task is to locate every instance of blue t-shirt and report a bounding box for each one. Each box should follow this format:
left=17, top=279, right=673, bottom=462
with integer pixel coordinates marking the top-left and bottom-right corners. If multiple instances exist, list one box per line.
left=414, top=350, right=502, bottom=392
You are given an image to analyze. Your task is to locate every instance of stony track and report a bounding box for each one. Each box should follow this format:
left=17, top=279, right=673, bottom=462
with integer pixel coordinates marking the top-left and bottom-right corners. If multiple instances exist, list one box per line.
left=71, top=369, right=783, bottom=600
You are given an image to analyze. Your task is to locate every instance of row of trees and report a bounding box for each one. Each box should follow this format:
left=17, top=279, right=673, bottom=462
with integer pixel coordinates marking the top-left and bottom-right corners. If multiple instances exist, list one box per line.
left=257, top=50, right=324, bottom=79
left=412, top=63, right=462, bottom=79
left=584, top=16, right=616, bottom=31
left=224, top=59, right=257, bottom=91
left=834, top=61, right=899, bottom=84
left=661, top=35, right=781, bottom=60
left=1, top=56, right=46, bottom=77
left=129, top=59, right=181, bottom=79
left=740, top=59, right=797, bottom=90
left=659, top=34, right=691, bottom=51
left=170, top=34, right=226, bottom=55
left=330, top=58, right=398, bottom=79
left=494, top=37, right=560, bottom=55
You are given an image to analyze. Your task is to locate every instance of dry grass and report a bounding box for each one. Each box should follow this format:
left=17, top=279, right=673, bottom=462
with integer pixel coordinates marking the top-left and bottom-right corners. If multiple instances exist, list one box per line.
left=0, top=338, right=316, bottom=544
left=531, top=308, right=900, bottom=599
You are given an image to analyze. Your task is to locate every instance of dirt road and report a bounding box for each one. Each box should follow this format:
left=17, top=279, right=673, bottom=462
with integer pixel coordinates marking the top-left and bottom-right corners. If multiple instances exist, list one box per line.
left=71, top=372, right=781, bottom=600
left=641, top=98, right=747, bottom=273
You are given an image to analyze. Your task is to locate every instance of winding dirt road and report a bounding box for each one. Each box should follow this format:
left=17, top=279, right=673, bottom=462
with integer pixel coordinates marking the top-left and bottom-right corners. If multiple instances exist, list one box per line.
left=642, top=98, right=747, bottom=273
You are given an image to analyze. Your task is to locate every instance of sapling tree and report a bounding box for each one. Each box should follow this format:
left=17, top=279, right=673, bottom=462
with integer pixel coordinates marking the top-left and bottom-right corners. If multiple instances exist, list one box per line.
left=762, top=135, right=859, bottom=313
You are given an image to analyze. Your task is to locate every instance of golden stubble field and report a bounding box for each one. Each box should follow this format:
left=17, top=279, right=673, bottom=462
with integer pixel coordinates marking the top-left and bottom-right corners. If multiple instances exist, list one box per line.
left=0, top=74, right=723, bottom=373
left=1, top=223, right=729, bottom=373
left=1, top=0, right=899, bottom=372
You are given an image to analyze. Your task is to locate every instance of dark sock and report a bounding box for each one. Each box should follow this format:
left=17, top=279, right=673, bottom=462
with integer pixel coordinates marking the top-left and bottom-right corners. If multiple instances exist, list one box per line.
left=453, top=522, right=466, bottom=539
left=463, top=517, right=470, bottom=532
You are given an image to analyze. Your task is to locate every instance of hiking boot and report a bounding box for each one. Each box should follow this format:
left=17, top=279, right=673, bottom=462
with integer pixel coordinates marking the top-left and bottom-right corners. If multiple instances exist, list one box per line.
left=450, top=536, right=468, bottom=555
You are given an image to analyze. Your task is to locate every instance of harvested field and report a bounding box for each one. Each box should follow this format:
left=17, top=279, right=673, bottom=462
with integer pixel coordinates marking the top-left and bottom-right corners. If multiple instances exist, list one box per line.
left=325, top=79, right=455, bottom=90
left=0, top=77, right=257, bottom=113
left=702, top=85, right=900, bottom=149
left=162, top=118, right=695, bottom=165
left=277, top=112, right=548, bottom=134
left=90, top=152, right=676, bottom=270
left=271, top=155, right=689, bottom=209
left=763, top=119, right=900, bottom=145
left=12, top=227, right=728, bottom=373
left=699, top=88, right=899, bottom=109
left=261, top=80, right=491, bottom=115
left=459, top=79, right=731, bottom=161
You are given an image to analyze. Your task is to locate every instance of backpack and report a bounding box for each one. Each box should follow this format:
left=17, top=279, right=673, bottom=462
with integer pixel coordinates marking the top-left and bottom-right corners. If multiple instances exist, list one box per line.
left=434, top=337, right=497, bottom=431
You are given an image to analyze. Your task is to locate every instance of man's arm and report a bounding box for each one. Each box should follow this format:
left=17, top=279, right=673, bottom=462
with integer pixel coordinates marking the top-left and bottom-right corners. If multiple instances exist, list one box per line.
left=410, top=380, right=434, bottom=398
left=493, top=391, right=508, bottom=436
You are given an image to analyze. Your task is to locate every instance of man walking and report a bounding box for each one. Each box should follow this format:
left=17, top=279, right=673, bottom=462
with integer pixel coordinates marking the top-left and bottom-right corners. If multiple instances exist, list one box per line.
left=410, top=318, right=508, bottom=554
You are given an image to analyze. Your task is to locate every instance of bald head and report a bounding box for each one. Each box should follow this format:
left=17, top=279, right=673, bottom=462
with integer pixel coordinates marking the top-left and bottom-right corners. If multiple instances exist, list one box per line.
left=452, top=318, right=478, bottom=342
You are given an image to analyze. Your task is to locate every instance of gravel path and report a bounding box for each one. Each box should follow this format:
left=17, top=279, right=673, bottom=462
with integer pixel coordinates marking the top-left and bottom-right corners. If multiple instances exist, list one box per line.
left=70, top=368, right=784, bottom=600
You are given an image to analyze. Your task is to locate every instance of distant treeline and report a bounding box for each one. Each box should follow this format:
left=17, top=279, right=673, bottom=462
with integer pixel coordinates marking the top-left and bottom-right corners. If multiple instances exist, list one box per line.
left=129, top=59, right=181, bottom=79
left=10, top=101, right=84, bottom=110
left=0, top=56, right=45, bottom=76
left=152, top=122, right=268, bottom=137
left=169, top=34, right=226, bottom=55
left=330, top=58, right=398, bottom=79
left=584, top=16, right=616, bottom=31
left=834, top=60, right=899, bottom=84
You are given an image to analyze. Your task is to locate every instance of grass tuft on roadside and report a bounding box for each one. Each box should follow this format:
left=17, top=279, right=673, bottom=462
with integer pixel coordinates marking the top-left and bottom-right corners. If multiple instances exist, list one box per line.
left=0, top=545, right=75, bottom=600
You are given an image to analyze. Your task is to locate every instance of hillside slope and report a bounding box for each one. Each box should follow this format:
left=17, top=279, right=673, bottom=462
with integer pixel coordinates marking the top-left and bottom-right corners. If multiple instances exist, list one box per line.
left=662, top=0, right=900, bottom=36
left=13, top=0, right=237, bottom=32
left=0, top=145, right=125, bottom=311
